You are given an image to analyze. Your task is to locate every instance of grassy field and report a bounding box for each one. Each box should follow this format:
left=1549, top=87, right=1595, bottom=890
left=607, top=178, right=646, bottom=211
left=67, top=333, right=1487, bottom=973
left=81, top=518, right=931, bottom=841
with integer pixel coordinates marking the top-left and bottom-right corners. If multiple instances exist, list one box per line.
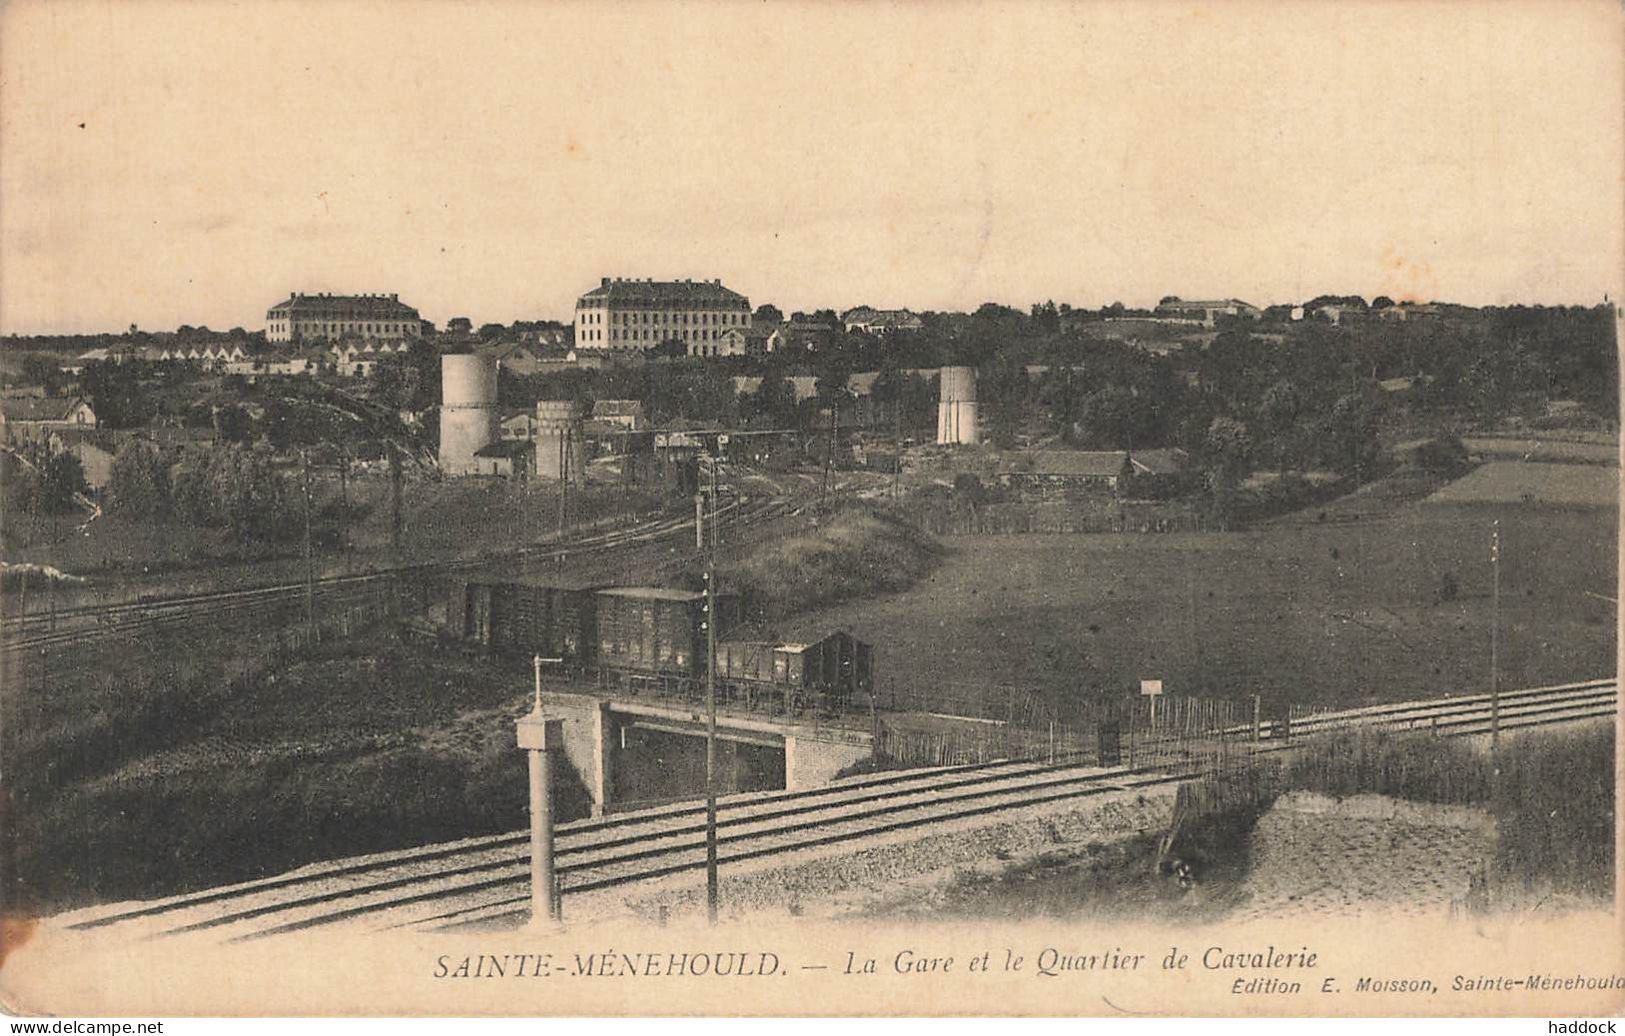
left=779, top=469, right=1615, bottom=715
left=1463, top=436, right=1619, bottom=463
left=3, top=630, right=554, bottom=914
left=1424, top=460, right=1619, bottom=507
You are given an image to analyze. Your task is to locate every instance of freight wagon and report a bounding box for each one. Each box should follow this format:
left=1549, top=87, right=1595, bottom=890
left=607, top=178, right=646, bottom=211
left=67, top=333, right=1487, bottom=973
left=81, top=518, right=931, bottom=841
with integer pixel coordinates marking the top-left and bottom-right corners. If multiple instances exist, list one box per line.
left=595, top=586, right=740, bottom=676
left=444, top=580, right=871, bottom=712
left=447, top=580, right=738, bottom=677
left=448, top=579, right=602, bottom=662
left=714, top=630, right=873, bottom=709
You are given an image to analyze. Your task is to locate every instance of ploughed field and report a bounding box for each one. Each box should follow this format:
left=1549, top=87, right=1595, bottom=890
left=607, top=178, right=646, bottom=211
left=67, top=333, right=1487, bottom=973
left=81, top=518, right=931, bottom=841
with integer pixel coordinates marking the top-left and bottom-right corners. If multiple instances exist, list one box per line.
left=779, top=463, right=1616, bottom=715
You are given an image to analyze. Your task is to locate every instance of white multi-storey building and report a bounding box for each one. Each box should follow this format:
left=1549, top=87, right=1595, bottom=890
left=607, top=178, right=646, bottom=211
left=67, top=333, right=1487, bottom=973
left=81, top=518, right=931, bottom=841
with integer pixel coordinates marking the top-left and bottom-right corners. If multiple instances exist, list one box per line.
left=574, top=277, right=750, bottom=352
left=265, top=292, right=422, bottom=343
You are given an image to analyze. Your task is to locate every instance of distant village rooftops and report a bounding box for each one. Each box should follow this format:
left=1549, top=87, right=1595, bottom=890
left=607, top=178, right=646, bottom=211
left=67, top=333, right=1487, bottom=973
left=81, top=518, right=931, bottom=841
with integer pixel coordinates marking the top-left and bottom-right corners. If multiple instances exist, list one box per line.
left=1152, top=299, right=1262, bottom=326
left=841, top=307, right=924, bottom=333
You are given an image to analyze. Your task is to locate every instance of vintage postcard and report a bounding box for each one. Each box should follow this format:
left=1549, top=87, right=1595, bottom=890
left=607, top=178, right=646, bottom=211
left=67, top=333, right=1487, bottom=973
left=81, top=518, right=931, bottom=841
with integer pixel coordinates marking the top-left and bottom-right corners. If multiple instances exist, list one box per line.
left=1, top=0, right=1621, bottom=1020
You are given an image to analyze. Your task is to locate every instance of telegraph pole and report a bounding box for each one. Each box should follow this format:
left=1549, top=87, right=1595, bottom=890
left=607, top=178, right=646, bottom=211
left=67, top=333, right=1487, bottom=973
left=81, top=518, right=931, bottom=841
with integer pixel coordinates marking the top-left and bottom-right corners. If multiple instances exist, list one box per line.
left=388, top=441, right=403, bottom=557
left=300, top=448, right=315, bottom=638
left=703, top=450, right=720, bottom=924
left=820, top=397, right=837, bottom=513
left=1490, top=519, right=1501, bottom=747
left=892, top=392, right=902, bottom=501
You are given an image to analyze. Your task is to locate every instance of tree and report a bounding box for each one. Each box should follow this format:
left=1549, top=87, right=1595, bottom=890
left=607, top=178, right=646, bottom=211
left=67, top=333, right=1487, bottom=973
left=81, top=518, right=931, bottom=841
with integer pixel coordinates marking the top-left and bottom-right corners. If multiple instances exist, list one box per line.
left=753, top=304, right=784, bottom=326
left=751, top=366, right=798, bottom=427
left=404, top=338, right=441, bottom=411
left=651, top=337, right=688, bottom=360
left=980, top=356, right=1028, bottom=448
left=1324, top=393, right=1382, bottom=478
left=108, top=440, right=172, bottom=518
left=36, top=448, right=88, bottom=514
left=214, top=404, right=254, bottom=445
left=1257, top=379, right=1305, bottom=470
left=17, top=354, right=71, bottom=395
left=814, top=349, right=852, bottom=408
left=1204, top=416, right=1253, bottom=485
left=1030, top=300, right=1060, bottom=334
left=1076, top=386, right=1136, bottom=449
left=372, top=356, right=410, bottom=410
left=175, top=447, right=293, bottom=542
left=79, top=360, right=153, bottom=429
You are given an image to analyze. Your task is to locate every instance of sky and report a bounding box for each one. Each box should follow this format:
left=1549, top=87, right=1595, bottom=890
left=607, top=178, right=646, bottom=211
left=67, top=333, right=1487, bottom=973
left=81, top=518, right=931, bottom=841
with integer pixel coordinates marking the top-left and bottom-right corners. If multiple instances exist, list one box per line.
left=1, top=0, right=1621, bottom=335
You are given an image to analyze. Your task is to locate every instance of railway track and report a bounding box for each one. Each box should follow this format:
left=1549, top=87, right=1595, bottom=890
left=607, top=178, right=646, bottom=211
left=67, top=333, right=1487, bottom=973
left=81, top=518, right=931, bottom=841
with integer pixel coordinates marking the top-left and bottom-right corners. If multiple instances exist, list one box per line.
left=49, top=677, right=1616, bottom=944
left=3, top=491, right=800, bottom=654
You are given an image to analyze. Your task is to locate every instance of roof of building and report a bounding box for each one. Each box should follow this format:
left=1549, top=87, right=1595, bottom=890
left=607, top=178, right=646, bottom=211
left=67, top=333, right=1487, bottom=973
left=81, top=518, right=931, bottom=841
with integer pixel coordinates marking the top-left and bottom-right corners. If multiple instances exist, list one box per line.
left=267, top=293, right=419, bottom=319
left=1157, top=298, right=1259, bottom=312
left=592, top=399, right=645, bottom=418
left=998, top=450, right=1133, bottom=477
left=1127, top=448, right=1187, bottom=475
left=843, top=307, right=922, bottom=327
left=53, top=427, right=121, bottom=453
left=578, top=278, right=749, bottom=309
left=473, top=440, right=533, bottom=459
left=1, top=396, right=90, bottom=422
left=597, top=586, right=704, bottom=602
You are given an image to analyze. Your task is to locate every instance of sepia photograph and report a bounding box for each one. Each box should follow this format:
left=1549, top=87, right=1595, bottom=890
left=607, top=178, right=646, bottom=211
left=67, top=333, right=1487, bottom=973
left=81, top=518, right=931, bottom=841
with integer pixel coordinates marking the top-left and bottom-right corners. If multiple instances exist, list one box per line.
left=0, top=0, right=1621, bottom=1021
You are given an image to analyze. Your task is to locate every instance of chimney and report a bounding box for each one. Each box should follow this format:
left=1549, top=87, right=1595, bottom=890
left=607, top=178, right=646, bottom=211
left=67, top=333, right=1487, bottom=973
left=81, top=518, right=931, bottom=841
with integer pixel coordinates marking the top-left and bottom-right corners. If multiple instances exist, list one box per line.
left=601, top=277, right=611, bottom=287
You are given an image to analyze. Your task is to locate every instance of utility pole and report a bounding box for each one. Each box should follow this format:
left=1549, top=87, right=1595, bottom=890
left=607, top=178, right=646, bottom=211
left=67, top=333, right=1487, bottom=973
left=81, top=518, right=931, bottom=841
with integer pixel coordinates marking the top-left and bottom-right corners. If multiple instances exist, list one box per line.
left=1490, top=519, right=1501, bottom=747
left=821, top=396, right=837, bottom=513
left=301, top=448, right=315, bottom=638
left=556, top=432, right=565, bottom=535
left=892, top=391, right=902, bottom=501
left=703, top=450, right=720, bottom=924
left=338, top=443, right=351, bottom=565
left=388, top=442, right=403, bottom=557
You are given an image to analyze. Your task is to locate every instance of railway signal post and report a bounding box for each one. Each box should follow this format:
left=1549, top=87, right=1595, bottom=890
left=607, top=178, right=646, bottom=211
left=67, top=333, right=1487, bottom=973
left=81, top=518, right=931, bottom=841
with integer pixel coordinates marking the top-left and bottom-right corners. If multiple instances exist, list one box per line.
left=517, top=654, right=565, bottom=930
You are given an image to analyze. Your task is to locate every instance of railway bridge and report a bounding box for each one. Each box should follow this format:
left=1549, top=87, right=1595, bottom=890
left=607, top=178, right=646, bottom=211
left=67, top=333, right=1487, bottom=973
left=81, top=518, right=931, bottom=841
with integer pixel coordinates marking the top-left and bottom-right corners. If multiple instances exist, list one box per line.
left=541, top=689, right=872, bottom=815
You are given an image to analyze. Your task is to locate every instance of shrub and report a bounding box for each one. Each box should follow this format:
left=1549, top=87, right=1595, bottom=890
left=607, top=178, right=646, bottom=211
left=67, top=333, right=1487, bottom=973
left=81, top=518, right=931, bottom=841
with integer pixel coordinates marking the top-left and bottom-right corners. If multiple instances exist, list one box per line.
left=107, top=440, right=173, bottom=518
left=1413, top=434, right=1471, bottom=476
left=173, top=446, right=296, bottom=542
left=1438, top=571, right=1459, bottom=602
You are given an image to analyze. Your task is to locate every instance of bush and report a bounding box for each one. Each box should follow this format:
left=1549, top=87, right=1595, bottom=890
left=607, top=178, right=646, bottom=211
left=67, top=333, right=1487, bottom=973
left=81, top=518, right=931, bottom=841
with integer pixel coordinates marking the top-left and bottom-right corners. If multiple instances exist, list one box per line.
left=720, top=503, right=941, bottom=624
left=1438, top=571, right=1459, bottom=602
left=35, top=449, right=88, bottom=514
left=107, top=440, right=173, bottom=518
left=953, top=472, right=988, bottom=503
left=1413, top=434, right=1471, bottom=476
left=173, top=446, right=296, bottom=542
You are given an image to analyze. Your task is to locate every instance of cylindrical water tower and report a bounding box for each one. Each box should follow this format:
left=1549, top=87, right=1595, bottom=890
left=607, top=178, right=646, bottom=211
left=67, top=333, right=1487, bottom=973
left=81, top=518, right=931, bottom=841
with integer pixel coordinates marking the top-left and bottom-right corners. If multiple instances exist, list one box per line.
left=439, top=353, right=498, bottom=476
left=534, top=400, right=585, bottom=481
left=936, top=366, right=979, bottom=445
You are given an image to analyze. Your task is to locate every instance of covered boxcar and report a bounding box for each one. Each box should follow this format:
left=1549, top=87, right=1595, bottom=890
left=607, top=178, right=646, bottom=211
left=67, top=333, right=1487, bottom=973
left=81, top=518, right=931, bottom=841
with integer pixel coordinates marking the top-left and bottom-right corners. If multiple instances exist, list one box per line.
left=594, top=586, right=740, bottom=677
left=447, top=579, right=602, bottom=662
